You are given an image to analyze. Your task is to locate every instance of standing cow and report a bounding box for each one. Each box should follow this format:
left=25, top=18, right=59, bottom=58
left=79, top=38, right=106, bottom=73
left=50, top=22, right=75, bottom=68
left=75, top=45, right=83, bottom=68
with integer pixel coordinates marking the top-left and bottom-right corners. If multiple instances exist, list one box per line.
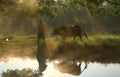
left=53, top=25, right=88, bottom=41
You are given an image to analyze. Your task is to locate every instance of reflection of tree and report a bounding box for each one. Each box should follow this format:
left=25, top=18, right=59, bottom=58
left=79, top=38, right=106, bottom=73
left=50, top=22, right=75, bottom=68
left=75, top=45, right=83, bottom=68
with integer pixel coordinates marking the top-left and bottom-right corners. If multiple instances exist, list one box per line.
left=2, top=68, right=40, bottom=77
left=1, top=62, right=87, bottom=77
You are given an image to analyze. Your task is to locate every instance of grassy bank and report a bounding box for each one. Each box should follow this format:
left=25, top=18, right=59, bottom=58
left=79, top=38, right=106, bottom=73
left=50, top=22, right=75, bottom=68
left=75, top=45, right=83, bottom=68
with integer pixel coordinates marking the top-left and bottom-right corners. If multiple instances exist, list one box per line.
left=0, top=35, right=120, bottom=61
left=0, top=34, right=120, bottom=45
left=85, top=35, right=120, bottom=46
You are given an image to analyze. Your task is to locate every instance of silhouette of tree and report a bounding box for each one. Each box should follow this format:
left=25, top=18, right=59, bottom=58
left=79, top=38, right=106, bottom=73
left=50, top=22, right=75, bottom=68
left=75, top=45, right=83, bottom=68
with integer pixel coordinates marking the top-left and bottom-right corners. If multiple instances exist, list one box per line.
left=2, top=69, right=40, bottom=77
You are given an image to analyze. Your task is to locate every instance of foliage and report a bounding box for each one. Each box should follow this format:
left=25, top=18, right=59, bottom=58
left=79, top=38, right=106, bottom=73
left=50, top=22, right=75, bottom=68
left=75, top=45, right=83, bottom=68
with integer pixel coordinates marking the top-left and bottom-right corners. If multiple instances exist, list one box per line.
left=0, top=0, right=119, bottom=18
left=0, top=0, right=38, bottom=18
left=37, top=0, right=120, bottom=17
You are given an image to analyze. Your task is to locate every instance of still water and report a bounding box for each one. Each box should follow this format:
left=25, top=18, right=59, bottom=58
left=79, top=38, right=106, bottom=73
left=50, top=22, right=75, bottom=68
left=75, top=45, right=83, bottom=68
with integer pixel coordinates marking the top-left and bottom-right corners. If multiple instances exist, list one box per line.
left=0, top=57, right=120, bottom=77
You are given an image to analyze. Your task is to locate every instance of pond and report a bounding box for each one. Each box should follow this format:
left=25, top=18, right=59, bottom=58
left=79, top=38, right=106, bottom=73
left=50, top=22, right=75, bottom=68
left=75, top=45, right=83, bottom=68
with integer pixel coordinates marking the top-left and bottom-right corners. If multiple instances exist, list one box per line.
left=0, top=41, right=120, bottom=77
left=0, top=57, right=120, bottom=77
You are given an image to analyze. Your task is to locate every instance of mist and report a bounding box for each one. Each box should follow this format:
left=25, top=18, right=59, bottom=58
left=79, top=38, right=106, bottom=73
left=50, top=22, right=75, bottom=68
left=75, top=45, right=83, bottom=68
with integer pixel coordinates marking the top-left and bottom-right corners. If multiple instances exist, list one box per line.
left=46, top=9, right=120, bottom=35
left=0, top=0, right=119, bottom=37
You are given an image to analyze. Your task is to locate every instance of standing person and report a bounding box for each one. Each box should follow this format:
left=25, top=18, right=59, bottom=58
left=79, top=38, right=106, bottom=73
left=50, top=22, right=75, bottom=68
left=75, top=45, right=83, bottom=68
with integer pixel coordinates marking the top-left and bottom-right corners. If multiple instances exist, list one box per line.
left=37, top=20, right=45, bottom=43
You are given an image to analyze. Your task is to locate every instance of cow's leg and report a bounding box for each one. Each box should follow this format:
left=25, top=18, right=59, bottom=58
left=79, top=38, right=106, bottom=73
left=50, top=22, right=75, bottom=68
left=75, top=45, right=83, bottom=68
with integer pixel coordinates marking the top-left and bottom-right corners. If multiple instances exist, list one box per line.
left=73, top=36, right=76, bottom=41
left=79, top=35, right=82, bottom=41
left=83, top=31, right=89, bottom=40
left=62, top=36, right=66, bottom=43
left=84, top=61, right=88, bottom=69
left=42, top=35, right=46, bottom=42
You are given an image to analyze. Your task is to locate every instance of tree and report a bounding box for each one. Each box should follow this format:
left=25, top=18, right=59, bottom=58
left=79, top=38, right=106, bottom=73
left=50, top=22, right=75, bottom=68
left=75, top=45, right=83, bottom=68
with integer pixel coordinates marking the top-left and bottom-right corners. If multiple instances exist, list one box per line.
left=0, top=0, right=120, bottom=18
left=35, top=0, right=120, bottom=18
left=0, top=0, right=37, bottom=18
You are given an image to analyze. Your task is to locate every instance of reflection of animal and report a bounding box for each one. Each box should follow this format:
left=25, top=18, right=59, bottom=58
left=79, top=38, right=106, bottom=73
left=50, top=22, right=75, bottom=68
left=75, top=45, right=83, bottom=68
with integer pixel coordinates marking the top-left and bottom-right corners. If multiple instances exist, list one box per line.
left=54, top=61, right=88, bottom=76
left=53, top=25, right=88, bottom=41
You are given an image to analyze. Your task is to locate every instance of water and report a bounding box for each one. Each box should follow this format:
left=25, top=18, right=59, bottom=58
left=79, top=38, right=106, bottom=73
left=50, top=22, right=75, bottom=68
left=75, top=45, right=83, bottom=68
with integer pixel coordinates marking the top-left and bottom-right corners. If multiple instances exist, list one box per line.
left=0, top=58, right=120, bottom=77
left=0, top=41, right=120, bottom=77
left=44, top=62, right=120, bottom=77
left=0, top=58, right=38, bottom=77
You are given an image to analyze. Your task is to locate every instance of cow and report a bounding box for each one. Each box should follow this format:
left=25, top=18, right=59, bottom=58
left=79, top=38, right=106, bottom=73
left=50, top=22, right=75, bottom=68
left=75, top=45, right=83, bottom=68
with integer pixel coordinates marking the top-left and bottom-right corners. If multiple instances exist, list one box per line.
left=53, top=25, right=88, bottom=41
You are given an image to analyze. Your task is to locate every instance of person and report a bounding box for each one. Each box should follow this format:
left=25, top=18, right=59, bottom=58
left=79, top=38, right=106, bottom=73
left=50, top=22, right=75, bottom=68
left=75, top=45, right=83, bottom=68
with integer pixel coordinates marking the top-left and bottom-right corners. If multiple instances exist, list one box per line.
left=37, top=20, right=45, bottom=42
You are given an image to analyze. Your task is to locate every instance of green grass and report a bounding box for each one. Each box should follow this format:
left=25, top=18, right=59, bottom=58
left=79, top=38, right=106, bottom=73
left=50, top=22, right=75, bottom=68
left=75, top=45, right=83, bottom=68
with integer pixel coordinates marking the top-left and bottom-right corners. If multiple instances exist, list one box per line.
left=0, top=34, right=120, bottom=46
left=0, top=35, right=119, bottom=58
left=86, top=35, right=120, bottom=46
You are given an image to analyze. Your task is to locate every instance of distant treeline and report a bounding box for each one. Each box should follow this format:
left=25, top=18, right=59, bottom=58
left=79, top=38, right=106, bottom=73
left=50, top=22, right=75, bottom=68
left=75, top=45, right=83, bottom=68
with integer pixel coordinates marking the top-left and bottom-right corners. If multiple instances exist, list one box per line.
left=0, top=9, right=120, bottom=36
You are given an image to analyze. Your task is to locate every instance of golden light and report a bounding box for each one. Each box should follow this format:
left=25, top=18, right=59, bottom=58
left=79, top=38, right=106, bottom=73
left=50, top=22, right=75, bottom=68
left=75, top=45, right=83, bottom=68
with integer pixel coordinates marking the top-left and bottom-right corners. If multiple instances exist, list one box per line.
left=43, top=61, right=68, bottom=77
left=54, top=0, right=58, bottom=2
left=18, top=0, right=23, bottom=3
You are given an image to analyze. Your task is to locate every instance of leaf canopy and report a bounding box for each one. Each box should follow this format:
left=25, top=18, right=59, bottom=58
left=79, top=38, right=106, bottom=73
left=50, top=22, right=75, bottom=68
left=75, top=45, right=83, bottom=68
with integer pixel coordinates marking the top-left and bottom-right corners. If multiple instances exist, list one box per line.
left=0, top=0, right=119, bottom=18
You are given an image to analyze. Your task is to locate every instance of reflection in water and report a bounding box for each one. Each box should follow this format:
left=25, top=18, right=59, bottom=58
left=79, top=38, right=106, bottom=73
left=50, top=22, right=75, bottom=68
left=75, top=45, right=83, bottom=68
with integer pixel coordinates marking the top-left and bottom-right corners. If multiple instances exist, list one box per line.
left=2, top=68, right=40, bottom=77
left=0, top=58, right=39, bottom=77
left=52, top=42, right=120, bottom=63
left=36, top=39, right=120, bottom=76
left=36, top=42, right=47, bottom=76
left=36, top=40, right=89, bottom=76
left=54, top=60, right=88, bottom=76
left=1, top=58, right=120, bottom=77
left=36, top=20, right=47, bottom=76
